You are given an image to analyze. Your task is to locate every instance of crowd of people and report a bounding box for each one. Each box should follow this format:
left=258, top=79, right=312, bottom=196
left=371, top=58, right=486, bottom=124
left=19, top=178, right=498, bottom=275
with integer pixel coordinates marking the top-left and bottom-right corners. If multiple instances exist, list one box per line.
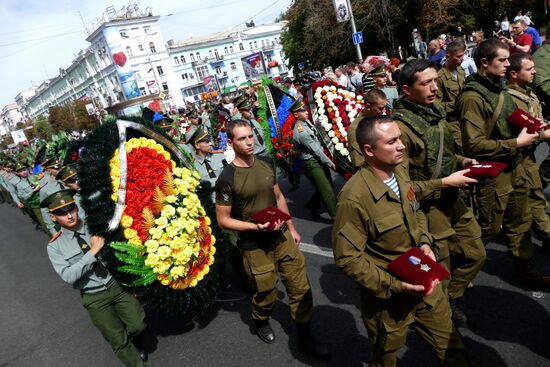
left=2, top=12, right=550, bottom=367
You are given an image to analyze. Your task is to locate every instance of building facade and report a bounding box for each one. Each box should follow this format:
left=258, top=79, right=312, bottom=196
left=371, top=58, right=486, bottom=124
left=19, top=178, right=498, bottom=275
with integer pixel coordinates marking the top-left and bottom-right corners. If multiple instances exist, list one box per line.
left=14, top=5, right=288, bottom=122
left=168, top=22, right=289, bottom=102
left=1, top=103, right=24, bottom=136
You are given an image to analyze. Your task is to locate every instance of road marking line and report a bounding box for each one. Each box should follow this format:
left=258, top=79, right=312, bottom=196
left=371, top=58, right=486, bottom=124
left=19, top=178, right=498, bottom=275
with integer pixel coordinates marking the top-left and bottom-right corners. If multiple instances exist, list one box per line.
left=300, top=242, right=333, bottom=258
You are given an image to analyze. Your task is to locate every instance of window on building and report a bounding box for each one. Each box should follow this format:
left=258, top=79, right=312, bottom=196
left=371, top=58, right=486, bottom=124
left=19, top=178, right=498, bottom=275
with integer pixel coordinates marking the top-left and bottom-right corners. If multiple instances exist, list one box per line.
left=190, top=53, right=195, bottom=61
left=144, top=26, right=151, bottom=34
left=234, top=76, right=240, bottom=82
left=180, top=55, right=186, bottom=63
left=120, top=30, right=127, bottom=38
left=196, top=65, right=209, bottom=79
left=280, top=50, right=285, bottom=58
left=275, top=37, right=279, bottom=44
left=224, top=47, right=228, bottom=54
left=215, top=66, right=222, bottom=74
left=157, top=66, right=164, bottom=75
left=249, top=42, right=253, bottom=49
left=126, top=46, right=133, bottom=58
left=230, top=62, right=237, bottom=71
left=229, top=45, right=234, bottom=53
left=239, top=43, right=244, bottom=51
left=209, top=50, right=214, bottom=58
left=196, top=52, right=200, bottom=60
left=181, top=73, right=189, bottom=81
left=139, top=87, right=146, bottom=95
left=266, top=53, right=272, bottom=62
left=149, top=42, right=156, bottom=53
left=174, top=57, right=179, bottom=65
left=138, top=44, right=144, bottom=52
left=214, top=49, right=219, bottom=58
left=261, top=40, right=265, bottom=47
left=254, top=41, right=258, bottom=48
left=162, top=82, right=168, bottom=91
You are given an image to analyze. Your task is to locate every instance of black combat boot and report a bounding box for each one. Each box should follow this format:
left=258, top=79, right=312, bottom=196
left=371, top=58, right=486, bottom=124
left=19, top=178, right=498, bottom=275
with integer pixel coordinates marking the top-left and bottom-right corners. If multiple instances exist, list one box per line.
left=254, top=319, right=276, bottom=344
left=513, top=257, right=550, bottom=288
left=296, top=322, right=331, bottom=360
left=449, top=297, right=468, bottom=328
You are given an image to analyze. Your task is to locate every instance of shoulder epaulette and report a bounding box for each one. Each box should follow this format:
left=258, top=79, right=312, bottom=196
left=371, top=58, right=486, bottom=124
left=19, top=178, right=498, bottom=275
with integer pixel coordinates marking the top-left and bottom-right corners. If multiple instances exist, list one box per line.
left=48, top=231, right=62, bottom=244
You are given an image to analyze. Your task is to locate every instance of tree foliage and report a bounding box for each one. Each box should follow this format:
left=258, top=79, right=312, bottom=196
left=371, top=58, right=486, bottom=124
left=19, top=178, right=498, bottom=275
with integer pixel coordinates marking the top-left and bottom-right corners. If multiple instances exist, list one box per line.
left=47, top=100, right=99, bottom=134
left=32, top=114, right=52, bottom=140
left=280, top=0, right=545, bottom=67
left=281, top=0, right=355, bottom=70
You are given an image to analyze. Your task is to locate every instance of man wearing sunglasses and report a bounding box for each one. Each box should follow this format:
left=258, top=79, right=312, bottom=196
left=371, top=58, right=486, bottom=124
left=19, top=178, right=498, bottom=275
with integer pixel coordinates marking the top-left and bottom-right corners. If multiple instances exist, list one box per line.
left=42, top=189, right=148, bottom=366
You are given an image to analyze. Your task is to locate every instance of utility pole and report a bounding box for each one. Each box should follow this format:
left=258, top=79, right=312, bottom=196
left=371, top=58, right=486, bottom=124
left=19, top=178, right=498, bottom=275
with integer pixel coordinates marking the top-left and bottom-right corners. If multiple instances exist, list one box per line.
left=346, top=0, right=363, bottom=62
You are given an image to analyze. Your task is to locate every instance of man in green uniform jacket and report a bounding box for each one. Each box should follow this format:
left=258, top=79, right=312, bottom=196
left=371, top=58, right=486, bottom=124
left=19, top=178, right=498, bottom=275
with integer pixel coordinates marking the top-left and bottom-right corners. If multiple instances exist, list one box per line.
left=233, top=95, right=268, bottom=157
left=437, top=39, right=467, bottom=149
left=333, top=115, right=470, bottom=366
left=38, top=158, right=65, bottom=235
left=456, top=38, right=549, bottom=286
left=507, top=52, right=550, bottom=253
left=393, top=58, right=486, bottom=328
left=43, top=189, right=147, bottom=366
left=532, top=27, right=550, bottom=187
left=291, top=97, right=337, bottom=219
left=348, top=89, right=388, bottom=169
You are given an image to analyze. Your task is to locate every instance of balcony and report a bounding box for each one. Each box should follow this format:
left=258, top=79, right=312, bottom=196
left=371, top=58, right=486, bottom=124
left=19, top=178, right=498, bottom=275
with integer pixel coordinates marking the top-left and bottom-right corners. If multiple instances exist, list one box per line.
left=191, top=58, right=207, bottom=67
left=210, top=55, right=224, bottom=64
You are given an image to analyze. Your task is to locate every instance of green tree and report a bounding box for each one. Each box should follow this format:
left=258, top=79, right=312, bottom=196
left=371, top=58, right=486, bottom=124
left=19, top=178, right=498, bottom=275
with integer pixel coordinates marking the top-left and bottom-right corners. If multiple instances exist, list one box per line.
left=73, top=100, right=100, bottom=131
left=33, top=114, right=52, bottom=140
left=281, top=0, right=355, bottom=70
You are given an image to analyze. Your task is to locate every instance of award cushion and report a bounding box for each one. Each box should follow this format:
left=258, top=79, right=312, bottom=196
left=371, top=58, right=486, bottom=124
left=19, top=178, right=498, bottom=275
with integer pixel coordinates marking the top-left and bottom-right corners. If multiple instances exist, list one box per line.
left=463, top=162, right=508, bottom=179
left=506, top=108, right=543, bottom=134
left=387, top=247, right=450, bottom=295
left=250, top=207, right=292, bottom=230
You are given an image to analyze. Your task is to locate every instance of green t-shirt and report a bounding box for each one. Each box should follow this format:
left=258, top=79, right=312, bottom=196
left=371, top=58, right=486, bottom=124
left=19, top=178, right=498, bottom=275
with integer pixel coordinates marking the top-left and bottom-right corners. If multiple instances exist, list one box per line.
left=215, top=155, right=277, bottom=221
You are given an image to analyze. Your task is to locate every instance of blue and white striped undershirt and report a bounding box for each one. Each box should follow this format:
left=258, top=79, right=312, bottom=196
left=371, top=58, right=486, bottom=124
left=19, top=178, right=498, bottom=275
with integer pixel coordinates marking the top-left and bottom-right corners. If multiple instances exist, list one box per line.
left=383, top=174, right=400, bottom=198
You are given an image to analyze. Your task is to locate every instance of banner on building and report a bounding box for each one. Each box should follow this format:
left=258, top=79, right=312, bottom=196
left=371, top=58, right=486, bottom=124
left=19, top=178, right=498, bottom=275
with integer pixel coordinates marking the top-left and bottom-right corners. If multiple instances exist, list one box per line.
left=102, top=26, right=140, bottom=99
left=333, top=0, right=351, bottom=22
left=241, top=52, right=266, bottom=80
left=11, top=129, right=28, bottom=145
left=202, top=76, right=216, bottom=92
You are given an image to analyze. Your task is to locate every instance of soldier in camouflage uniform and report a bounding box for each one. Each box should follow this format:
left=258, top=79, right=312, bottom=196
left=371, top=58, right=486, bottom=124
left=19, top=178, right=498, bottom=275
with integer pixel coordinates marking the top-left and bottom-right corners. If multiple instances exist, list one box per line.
left=393, top=59, right=486, bottom=327
left=456, top=39, right=550, bottom=287
left=506, top=52, right=550, bottom=253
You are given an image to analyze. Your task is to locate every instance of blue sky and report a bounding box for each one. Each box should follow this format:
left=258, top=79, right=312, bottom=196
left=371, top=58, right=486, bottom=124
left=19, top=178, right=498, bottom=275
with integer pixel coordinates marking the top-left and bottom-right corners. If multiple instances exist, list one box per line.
left=0, top=0, right=292, bottom=108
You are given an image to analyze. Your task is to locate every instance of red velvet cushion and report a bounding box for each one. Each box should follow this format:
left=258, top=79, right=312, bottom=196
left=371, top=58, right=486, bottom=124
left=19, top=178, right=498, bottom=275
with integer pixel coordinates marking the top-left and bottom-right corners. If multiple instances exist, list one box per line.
left=387, top=247, right=450, bottom=295
left=464, top=162, right=508, bottom=179
left=250, top=207, right=292, bottom=230
left=506, top=108, right=543, bottom=133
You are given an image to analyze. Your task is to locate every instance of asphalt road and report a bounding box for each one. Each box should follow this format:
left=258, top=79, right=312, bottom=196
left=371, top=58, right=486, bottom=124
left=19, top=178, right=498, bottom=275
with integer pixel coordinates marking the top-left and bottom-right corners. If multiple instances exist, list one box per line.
left=1, top=157, right=550, bottom=366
